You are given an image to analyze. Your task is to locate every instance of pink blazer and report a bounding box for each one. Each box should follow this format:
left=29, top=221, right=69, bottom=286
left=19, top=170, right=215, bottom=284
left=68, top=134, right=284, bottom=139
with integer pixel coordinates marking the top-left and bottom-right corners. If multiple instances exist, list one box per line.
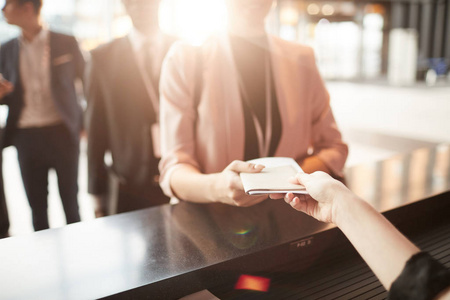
left=159, top=34, right=348, bottom=197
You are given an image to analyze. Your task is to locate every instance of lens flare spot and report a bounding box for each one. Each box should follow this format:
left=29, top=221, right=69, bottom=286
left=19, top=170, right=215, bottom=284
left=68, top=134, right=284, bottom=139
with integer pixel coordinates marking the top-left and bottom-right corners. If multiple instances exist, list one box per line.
left=234, top=274, right=271, bottom=292
left=235, top=228, right=251, bottom=235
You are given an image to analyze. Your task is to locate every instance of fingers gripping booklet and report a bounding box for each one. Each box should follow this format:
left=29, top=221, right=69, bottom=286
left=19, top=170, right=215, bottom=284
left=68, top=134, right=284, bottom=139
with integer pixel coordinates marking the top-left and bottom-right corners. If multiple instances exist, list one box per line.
left=240, top=157, right=308, bottom=195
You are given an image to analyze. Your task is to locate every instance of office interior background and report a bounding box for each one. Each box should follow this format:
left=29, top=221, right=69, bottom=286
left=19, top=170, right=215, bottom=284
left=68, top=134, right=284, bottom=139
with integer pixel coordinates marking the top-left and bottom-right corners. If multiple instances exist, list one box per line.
left=0, top=0, right=449, bottom=235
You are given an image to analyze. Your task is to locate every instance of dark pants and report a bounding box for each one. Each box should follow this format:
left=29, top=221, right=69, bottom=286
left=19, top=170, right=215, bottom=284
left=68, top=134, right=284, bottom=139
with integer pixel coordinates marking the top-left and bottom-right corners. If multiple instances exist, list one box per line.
left=116, top=182, right=169, bottom=214
left=13, top=124, right=80, bottom=231
left=0, top=151, right=9, bottom=238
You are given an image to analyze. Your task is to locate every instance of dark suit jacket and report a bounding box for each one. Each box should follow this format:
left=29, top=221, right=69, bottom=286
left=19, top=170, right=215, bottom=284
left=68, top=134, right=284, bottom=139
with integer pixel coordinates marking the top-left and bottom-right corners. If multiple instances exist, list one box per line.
left=0, top=31, right=85, bottom=148
left=85, top=34, right=176, bottom=195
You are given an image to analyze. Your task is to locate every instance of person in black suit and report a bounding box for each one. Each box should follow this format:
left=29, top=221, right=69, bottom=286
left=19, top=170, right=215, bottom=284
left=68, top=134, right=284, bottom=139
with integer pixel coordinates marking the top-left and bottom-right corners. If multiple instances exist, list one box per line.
left=0, top=0, right=84, bottom=231
left=0, top=147, right=9, bottom=239
left=85, top=0, right=174, bottom=216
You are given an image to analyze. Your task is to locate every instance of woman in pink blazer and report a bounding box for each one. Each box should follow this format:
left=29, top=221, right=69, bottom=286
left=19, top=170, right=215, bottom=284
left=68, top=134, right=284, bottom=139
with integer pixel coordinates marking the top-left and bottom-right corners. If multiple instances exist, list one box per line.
left=159, top=0, right=348, bottom=206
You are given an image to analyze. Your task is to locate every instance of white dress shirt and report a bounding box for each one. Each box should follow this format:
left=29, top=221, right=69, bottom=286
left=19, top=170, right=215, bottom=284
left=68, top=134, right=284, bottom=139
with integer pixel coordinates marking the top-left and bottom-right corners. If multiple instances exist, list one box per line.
left=128, top=28, right=167, bottom=157
left=18, top=28, right=62, bottom=128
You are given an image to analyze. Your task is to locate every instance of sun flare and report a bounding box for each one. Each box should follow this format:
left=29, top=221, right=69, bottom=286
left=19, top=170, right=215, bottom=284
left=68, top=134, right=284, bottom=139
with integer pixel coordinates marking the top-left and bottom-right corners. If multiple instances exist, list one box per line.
left=160, top=0, right=227, bottom=45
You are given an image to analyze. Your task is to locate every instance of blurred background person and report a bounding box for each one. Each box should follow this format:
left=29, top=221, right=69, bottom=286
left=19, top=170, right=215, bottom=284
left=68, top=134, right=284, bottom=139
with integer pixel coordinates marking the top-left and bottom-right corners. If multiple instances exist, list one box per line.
left=0, top=147, right=8, bottom=239
left=158, top=0, right=348, bottom=206
left=0, top=0, right=85, bottom=231
left=85, top=0, right=175, bottom=217
left=0, top=77, right=12, bottom=238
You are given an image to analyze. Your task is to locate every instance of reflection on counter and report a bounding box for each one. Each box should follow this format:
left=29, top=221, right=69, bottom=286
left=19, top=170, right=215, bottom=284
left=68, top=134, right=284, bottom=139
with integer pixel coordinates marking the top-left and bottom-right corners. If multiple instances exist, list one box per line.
left=166, top=199, right=335, bottom=271
left=345, top=143, right=450, bottom=211
left=0, top=144, right=449, bottom=299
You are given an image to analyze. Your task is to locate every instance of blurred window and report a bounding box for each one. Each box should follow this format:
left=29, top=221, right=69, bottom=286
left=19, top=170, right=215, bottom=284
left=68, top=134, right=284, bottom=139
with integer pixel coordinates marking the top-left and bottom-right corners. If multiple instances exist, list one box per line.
left=0, top=0, right=128, bottom=51
left=277, top=1, right=385, bottom=80
left=0, top=0, right=229, bottom=50
left=0, top=0, right=386, bottom=80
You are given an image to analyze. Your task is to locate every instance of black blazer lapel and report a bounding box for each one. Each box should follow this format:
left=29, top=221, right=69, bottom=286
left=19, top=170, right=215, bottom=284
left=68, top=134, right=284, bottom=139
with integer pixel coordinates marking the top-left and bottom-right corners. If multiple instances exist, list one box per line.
left=49, top=31, right=59, bottom=76
left=1, top=38, right=24, bottom=147
left=8, top=39, right=21, bottom=88
left=9, top=38, right=24, bottom=106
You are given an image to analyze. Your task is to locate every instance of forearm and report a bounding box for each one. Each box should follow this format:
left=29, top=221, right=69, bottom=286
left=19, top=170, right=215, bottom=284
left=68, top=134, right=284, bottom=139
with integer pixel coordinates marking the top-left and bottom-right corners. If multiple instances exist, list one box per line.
left=170, top=165, right=218, bottom=203
left=0, top=78, right=14, bottom=101
left=89, top=193, right=108, bottom=217
left=335, top=196, right=420, bottom=290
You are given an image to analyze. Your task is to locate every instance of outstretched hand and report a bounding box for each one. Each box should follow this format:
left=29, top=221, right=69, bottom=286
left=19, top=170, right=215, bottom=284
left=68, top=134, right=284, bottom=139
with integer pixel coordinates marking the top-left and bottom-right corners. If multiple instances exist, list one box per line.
left=0, top=75, right=14, bottom=99
left=214, top=160, right=267, bottom=207
left=270, top=171, right=353, bottom=224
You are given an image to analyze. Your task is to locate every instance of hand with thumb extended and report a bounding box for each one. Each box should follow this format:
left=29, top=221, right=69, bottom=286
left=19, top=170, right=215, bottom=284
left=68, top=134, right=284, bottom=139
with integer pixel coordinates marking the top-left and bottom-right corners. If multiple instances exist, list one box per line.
left=0, top=75, right=14, bottom=99
left=271, top=171, right=353, bottom=224
left=214, top=160, right=267, bottom=207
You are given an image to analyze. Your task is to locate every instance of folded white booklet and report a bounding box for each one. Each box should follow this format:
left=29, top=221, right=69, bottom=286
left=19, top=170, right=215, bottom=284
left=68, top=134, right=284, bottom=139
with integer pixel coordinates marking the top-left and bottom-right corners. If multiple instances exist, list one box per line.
left=240, top=157, right=307, bottom=195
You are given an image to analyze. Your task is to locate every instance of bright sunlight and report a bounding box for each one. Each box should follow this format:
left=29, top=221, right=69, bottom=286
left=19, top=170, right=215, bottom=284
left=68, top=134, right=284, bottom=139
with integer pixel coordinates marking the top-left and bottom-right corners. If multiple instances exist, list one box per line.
left=160, top=0, right=227, bottom=45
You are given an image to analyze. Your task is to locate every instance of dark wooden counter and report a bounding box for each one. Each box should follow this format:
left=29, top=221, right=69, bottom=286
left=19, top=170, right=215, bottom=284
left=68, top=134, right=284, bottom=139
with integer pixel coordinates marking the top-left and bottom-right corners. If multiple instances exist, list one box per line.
left=0, top=144, right=449, bottom=299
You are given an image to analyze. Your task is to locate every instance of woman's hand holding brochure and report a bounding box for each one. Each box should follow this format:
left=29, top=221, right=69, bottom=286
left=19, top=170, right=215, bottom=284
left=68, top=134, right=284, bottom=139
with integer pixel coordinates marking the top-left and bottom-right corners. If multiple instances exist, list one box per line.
left=239, top=157, right=307, bottom=195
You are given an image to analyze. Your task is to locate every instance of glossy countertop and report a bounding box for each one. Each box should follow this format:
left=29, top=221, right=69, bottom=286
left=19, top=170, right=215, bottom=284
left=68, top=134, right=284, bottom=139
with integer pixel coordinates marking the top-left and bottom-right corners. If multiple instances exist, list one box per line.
left=0, top=144, right=449, bottom=299
left=346, top=143, right=450, bottom=211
